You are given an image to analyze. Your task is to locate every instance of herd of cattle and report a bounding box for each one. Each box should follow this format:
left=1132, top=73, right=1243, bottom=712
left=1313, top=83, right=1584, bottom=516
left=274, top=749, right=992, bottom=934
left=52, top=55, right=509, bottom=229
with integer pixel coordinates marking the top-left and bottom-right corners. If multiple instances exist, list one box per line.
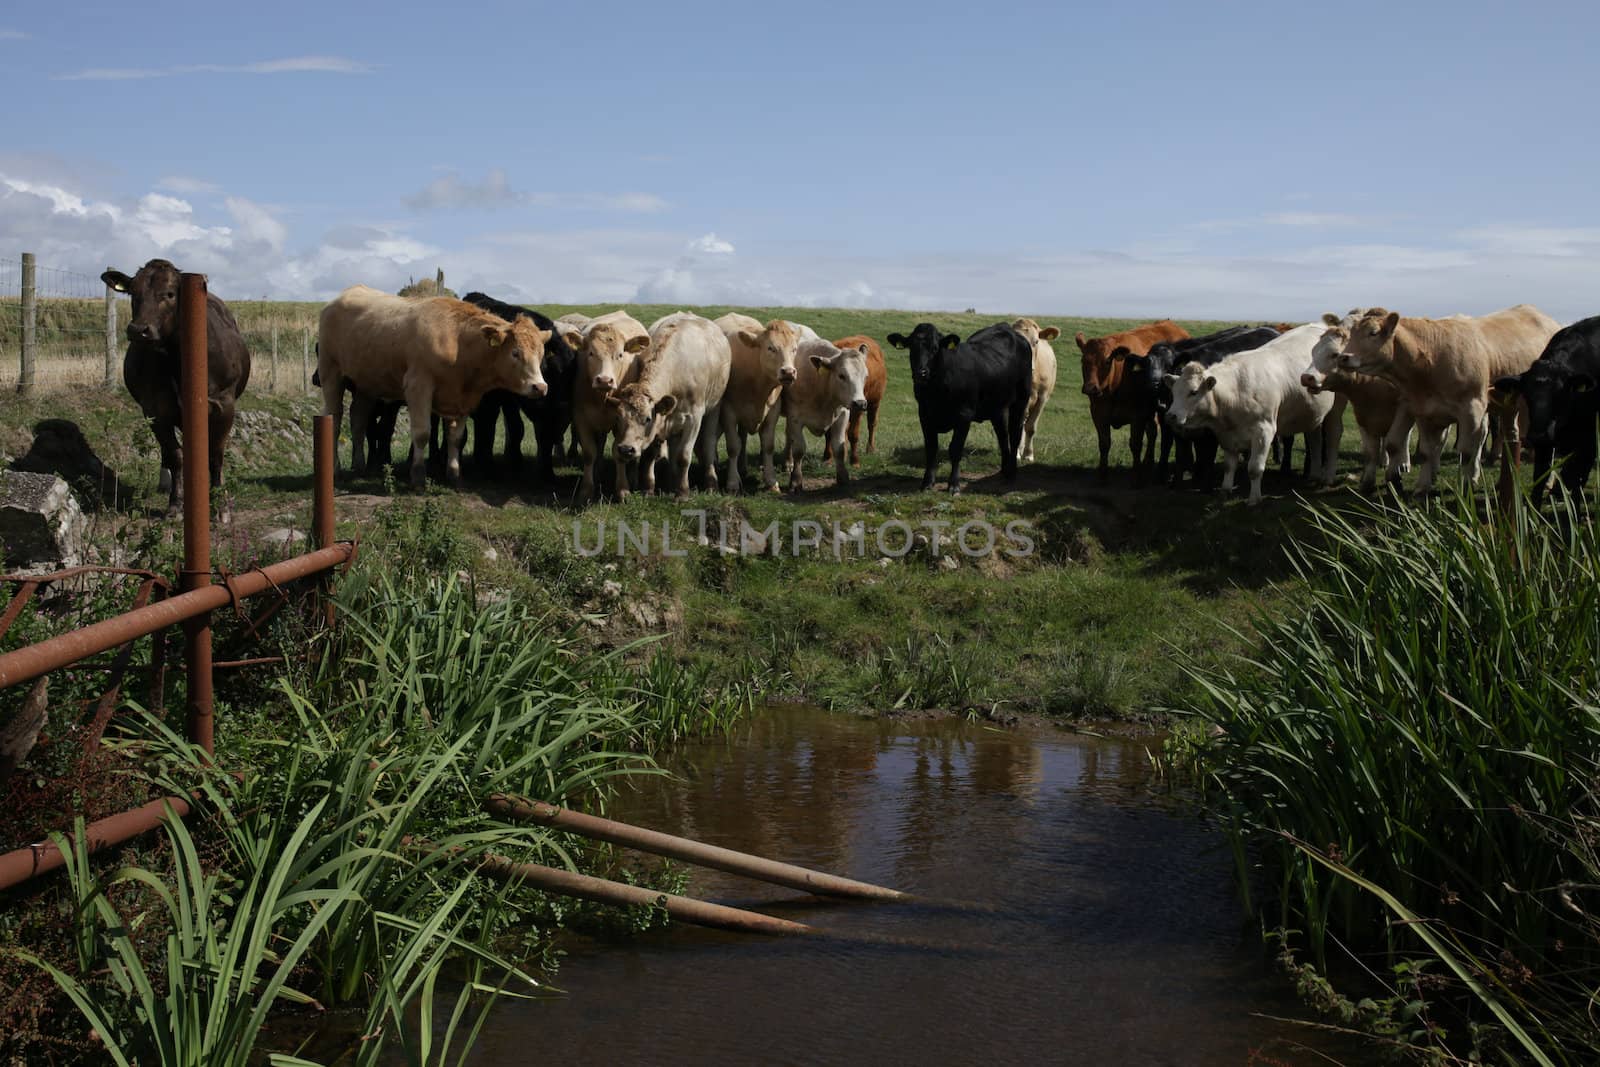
left=100, top=258, right=1600, bottom=509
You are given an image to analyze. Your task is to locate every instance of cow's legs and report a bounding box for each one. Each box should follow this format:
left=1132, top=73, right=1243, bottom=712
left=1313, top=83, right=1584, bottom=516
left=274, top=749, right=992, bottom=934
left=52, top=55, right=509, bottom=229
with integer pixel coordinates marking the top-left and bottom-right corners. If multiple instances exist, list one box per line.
left=1319, top=397, right=1345, bottom=485
left=1384, top=409, right=1414, bottom=486
left=349, top=393, right=377, bottom=477
left=721, top=408, right=745, bottom=494
left=1006, top=397, right=1027, bottom=476
left=208, top=403, right=235, bottom=490
left=530, top=415, right=560, bottom=484
left=865, top=400, right=879, bottom=455
left=786, top=416, right=808, bottom=494
left=1095, top=418, right=1112, bottom=484
left=1219, top=446, right=1240, bottom=497
left=577, top=421, right=604, bottom=502
left=947, top=419, right=972, bottom=494
left=152, top=417, right=182, bottom=511
left=443, top=418, right=467, bottom=486
left=471, top=401, right=499, bottom=473
left=1356, top=426, right=1381, bottom=491
left=403, top=379, right=435, bottom=489
left=920, top=417, right=940, bottom=490
left=827, top=413, right=849, bottom=487
left=1245, top=427, right=1274, bottom=505
left=1019, top=398, right=1041, bottom=462
left=505, top=402, right=530, bottom=471
left=1459, top=399, right=1490, bottom=484
left=1414, top=420, right=1449, bottom=495
left=694, top=409, right=720, bottom=494
left=758, top=404, right=782, bottom=491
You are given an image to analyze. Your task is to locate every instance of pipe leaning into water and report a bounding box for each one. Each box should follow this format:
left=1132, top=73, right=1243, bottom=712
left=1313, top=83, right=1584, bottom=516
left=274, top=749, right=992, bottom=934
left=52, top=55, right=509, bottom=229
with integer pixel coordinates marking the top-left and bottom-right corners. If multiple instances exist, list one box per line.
left=483, top=793, right=910, bottom=902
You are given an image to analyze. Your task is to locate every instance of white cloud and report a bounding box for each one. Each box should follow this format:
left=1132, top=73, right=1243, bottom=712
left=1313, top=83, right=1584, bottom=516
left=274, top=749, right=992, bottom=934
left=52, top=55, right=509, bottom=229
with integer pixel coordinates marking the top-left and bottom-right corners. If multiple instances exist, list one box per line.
left=0, top=29, right=27, bottom=41
left=7, top=166, right=1600, bottom=323
left=55, top=56, right=373, bottom=81
left=1260, top=212, right=1374, bottom=228
left=404, top=170, right=667, bottom=214
left=687, top=232, right=735, bottom=255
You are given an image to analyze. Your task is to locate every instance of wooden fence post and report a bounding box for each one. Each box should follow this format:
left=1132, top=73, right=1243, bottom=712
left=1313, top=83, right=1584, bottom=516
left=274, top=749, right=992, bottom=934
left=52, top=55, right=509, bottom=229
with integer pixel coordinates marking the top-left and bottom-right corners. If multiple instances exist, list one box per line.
left=302, top=327, right=309, bottom=391
left=104, top=284, right=118, bottom=387
left=271, top=323, right=279, bottom=393
left=435, top=267, right=445, bottom=294
left=17, top=252, right=36, bottom=395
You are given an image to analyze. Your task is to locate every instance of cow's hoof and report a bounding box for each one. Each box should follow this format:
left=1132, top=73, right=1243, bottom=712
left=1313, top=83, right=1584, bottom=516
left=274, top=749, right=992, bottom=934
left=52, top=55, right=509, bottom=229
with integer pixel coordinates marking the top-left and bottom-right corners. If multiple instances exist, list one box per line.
left=787, top=481, right=804, bottom=495
left=920, top=481, right=936, bottom=492
left=949, top=484, right=963, bottom=496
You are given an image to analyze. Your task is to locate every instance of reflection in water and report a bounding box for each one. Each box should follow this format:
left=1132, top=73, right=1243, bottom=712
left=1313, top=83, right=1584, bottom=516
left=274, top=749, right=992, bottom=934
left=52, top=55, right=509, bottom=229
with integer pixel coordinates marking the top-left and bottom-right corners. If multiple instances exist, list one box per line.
left=466, top=708, right=1359, bottom=1066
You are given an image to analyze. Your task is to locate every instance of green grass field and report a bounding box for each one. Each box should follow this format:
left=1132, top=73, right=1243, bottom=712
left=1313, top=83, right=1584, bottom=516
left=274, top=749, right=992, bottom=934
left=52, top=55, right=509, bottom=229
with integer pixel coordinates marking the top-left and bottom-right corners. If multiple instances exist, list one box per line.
left=0, top=300, right=1414, bottom=721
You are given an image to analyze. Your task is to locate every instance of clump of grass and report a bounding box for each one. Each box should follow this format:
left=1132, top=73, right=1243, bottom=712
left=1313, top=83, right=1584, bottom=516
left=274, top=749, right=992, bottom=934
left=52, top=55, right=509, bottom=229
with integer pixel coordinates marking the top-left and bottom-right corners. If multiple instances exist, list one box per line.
left=1177, top=490, right=1600, bottom=1061
left=876, top=633, right=988, bottom=711
left=1042, top=649, right=1138, bottom=718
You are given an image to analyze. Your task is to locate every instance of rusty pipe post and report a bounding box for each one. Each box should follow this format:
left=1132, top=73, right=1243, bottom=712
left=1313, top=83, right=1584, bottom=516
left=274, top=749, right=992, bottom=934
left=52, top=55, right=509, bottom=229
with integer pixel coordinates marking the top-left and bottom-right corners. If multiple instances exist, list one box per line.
left=484, top=794, right=909, bottom=902
left=0, top=796, right=191, bottom=891
left=313, top=414, right=336, bottom=629
left=476, top=853, right=815, bottom=937
left=0, top=544, right=353, bottom=690
left=178, top=273, right=213, bottom=757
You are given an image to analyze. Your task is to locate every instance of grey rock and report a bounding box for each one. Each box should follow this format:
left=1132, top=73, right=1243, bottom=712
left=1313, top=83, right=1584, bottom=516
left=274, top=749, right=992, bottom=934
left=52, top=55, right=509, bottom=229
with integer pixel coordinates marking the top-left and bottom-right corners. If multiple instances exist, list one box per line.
left=0, top=471, right=87, bottom=570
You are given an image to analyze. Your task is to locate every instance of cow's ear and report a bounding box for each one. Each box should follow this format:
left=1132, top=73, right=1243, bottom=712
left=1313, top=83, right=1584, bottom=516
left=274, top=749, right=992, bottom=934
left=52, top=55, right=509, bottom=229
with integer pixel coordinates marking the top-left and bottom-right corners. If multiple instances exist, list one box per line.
left=1201, top=375, right=1218, bottom=392
left=1074, top=331, right=1088, bottom=351
left=1321, top=313, right=1343, bottom=327
left=604, top=393, right=623, bottom=408
left=481, top=323, right=507, bottom=347
left=1110, top=347, right=1130, bottom=362
left=653, top=394, right=677, bottom=415
left=737, top=330, right=761, bottom=348
left=941, top=334, right=960, bottom=350
left=1378, top=311, right=1400, bottom=338
left=1493, top=374, right=1523, bottom=394
left=1574, top=373, right=1597, bottom=394
left=810, top=352, right=837, bottom=372
left=624, top=335, right=650, bottom=354
left=1039, top=326, right=1060, bottom=340
left=856, top=342, right=871, bottom=356
left=559, top=328, right=583, bottom=350
left=1162, top=374, right=1179, bottom=386
left=533, top=328, right=552, bottom=349
left=101, top=270, right=132, bottom=293
left=886, top=332, right=907, bottom=349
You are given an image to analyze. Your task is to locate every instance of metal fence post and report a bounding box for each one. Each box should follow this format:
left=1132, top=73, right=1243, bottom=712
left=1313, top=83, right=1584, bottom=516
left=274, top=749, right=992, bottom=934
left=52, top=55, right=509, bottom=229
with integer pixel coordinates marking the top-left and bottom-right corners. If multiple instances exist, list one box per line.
left=104, top=283, right=118, bottom=387
left=17, top=252, right=36, bottom=395
left=179, top=273, right=213, bottom=757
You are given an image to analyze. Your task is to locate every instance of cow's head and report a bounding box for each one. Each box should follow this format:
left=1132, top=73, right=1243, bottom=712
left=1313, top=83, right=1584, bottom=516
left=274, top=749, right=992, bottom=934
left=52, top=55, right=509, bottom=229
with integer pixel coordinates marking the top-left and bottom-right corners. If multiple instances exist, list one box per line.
left=1297, top=315, right=1351, bottom=393
left=1335, top=309, right=1400, bottom=373
left=1010, top=317, right=1061, bottom=352
left=886, top=323, right=957, bottom=386
left=605, top=383, right=675, bottom=459
left=102, top=259, right=181, bottom=345
left=479, top=315, right=552, bottom=398
left=738, top=319, right=803, bottom=385
left=808, top=340, right=871, bottom=414
left=566, top=323, right=648, bottom=394
left=1164, top=362, right=1222, bottom=430
left=1126, top=342, right=1179, bottom=408
left=1075, top=332, right=1129, bottom=398
left=1495, top=360, right=1599, bottom=448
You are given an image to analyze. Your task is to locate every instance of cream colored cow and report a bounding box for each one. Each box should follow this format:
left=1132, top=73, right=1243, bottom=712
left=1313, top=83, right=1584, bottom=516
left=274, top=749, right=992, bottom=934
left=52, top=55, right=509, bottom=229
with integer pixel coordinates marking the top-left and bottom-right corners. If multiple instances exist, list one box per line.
left=558, top=311, right=651, bottom=500
left=1010, top=317, right=1057, bottom=462
left=714, top=313, right=804, bottom=493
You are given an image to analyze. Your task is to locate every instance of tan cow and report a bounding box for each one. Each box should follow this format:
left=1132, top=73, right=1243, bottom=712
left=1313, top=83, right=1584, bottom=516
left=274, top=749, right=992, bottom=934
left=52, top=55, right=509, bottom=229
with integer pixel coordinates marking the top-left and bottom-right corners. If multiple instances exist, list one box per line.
left=607, top=312, right=731, bottom=498
left=782, top=336, right=871, bottom=492
left=1331, top=304, right=1558, bottom=493
left=1010, top=318, right=1059, bottom=463
left=822, top=335, right=886, bottom=466
left=1302, top=312, right=1413, bottom=491
left=318, top=285, right=550, bottom=488
left=558, top=311, right=651, bottom=500
left=713, top=312, right=804, bottom=493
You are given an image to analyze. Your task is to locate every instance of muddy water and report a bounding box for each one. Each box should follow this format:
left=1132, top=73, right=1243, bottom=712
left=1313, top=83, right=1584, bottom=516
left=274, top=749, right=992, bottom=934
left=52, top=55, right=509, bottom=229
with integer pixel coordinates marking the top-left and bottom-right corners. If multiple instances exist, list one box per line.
left=469, top=708, right=1358, bottom=1066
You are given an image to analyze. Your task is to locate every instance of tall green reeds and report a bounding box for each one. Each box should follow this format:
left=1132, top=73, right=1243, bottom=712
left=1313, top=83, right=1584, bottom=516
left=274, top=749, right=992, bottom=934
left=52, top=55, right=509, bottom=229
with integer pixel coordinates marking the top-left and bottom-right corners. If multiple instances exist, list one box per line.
left=1178, top=491, right=1600, bottom=1060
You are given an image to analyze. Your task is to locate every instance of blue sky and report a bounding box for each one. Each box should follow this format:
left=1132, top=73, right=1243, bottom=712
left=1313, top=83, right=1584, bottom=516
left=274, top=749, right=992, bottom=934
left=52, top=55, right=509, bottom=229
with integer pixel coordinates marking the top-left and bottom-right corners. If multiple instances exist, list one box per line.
left=3, top=0, right=1599, bottom=319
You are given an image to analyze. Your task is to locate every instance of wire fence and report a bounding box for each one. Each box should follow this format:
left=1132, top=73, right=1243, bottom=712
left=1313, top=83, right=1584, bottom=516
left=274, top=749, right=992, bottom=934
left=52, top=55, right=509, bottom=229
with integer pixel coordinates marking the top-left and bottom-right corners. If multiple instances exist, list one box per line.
left=2, top=252, right=319, bottom=395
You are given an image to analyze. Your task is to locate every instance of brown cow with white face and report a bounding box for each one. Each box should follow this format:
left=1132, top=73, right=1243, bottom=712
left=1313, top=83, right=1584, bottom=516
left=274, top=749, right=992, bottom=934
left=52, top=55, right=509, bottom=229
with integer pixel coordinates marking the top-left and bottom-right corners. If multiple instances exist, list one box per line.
left=100, top=259, right=252, bottom=512
left=317, top=285, right=551, bottom=488
left=1074, top=319, right=1190, bottom=483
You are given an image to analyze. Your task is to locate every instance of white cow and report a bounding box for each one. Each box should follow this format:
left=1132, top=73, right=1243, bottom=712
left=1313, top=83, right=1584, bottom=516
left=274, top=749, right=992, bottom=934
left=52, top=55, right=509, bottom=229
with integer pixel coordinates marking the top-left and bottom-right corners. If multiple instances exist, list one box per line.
left=1302, top=311, right=1414, bottom=491
left=714, top=312, right=804, bottom=493
left=782, top=336, right=871, bottom=492
left=1165, top=324, right=1339, bottom=505
left=607, top=312, right=731, bottom=498
left=1010, top=317, right=1058, bottom=462
left=558, top=311, right=650, bottom=500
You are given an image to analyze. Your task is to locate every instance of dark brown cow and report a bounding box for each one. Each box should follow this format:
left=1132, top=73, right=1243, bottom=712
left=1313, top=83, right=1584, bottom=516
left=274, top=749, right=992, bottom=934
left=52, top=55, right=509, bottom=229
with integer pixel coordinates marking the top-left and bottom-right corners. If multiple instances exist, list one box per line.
left=1074, top=319, right=1190, bottom=482
left=824, top=334, right=886, bottom=465
left=101, top=259, right=252, bottom=511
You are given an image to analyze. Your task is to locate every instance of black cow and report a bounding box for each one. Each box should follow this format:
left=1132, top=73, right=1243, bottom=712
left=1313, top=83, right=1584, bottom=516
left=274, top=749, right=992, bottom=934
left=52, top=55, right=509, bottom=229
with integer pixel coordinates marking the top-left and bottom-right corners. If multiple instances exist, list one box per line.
left=101, top=259, right=251, bottom=512
left=459, top=292, right=576, bottom=482
left=886, top=323, right=1032, bottom=493
left=1123, top=325, right=1279, bottom=488
left=1495, top=315, right=1600, bottom=504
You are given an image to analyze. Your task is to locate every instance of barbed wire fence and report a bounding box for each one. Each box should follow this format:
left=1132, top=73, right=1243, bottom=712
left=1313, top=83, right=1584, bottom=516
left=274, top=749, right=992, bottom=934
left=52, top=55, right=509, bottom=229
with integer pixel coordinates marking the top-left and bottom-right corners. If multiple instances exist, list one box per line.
left=3, top=252, right=320, bottom=396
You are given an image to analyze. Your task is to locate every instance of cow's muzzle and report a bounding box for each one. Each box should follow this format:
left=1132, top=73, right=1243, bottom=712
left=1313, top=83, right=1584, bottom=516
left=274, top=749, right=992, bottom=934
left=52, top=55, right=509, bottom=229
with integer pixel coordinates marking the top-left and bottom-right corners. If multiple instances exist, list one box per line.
left=617, top=443, right=639, bottom=459
left=1082, top=383, right=1101, bottom=398
left=127, top=324, right=158, bottom=342
left=778, top=368, right=797, bottom=384
left=524, top=380, right=549, bottom=398
left=1301, top=372, right=1324, bottom=394
left=593, top=375, right=614, bottom=391
left=850, top=399, right=869, bottom=412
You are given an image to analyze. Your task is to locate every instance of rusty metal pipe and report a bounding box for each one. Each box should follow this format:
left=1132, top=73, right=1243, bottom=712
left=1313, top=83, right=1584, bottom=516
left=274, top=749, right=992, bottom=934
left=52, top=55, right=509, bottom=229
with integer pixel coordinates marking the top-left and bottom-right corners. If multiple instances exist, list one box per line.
left=477, top=853, right=815, bottom=937
left=179, top=273, right=213, bottom=756
left=0, top=796, right=191, bottom=892
left=484, top=794, right=909, bottom=902
left=0, top=544, right=353, bottom=690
